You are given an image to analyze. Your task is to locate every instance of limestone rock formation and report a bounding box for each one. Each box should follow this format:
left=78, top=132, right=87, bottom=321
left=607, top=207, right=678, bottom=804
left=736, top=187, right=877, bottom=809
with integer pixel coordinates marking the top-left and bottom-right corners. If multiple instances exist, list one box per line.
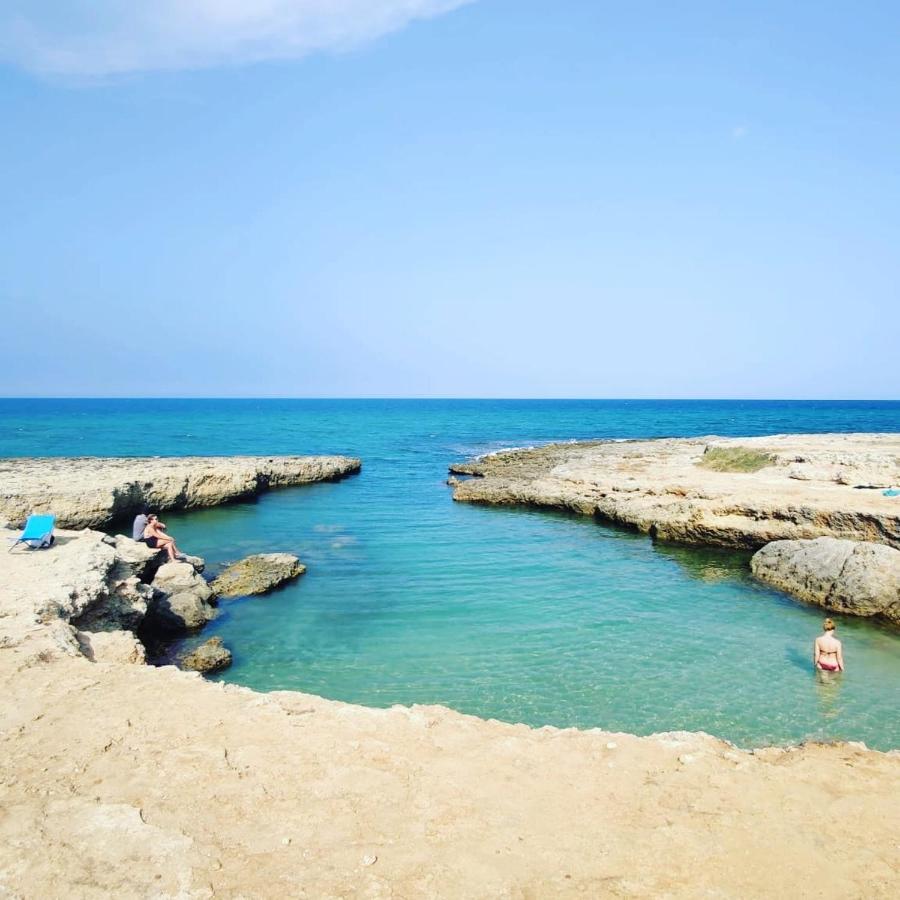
left=147, top=561, right=217, bottom=632
left=0, top=455, right=361, bottom=529
left=751, top=538, right=900, bottom=624
left=450, top=434, right=900, bottom=550
left=178, top=637, right=233, bottom=673
left=76, top=629, right=147, bottom=665
left=0, top=528, right=182, bottom=660
left=210, top=553, right=306, bottom=598
left=110, top=534, right=169, bottom=579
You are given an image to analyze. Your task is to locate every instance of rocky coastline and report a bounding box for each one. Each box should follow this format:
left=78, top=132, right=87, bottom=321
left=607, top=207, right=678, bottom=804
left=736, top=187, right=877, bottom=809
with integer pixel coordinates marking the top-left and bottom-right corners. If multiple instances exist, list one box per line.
left=0, top=454, right=361, bottom=529
left=450, top=433, right=900, bottom=625
left=1, top=448, right=899, bottom=895
left=2, top=525, right=899, bottom=897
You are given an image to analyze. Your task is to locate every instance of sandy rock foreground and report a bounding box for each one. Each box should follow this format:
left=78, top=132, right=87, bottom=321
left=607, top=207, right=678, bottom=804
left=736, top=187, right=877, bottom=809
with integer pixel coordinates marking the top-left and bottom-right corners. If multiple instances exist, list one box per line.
left=2, top=653, right=898, bottom=900
left=1, top=533, right=899, bottom=897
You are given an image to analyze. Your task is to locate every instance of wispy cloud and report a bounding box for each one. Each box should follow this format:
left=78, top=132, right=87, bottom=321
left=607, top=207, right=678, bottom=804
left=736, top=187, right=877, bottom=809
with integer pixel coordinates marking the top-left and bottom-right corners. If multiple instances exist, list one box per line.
left=0, top=1, right=474, bottom=77
left=731, top=125, right=750, bottom=140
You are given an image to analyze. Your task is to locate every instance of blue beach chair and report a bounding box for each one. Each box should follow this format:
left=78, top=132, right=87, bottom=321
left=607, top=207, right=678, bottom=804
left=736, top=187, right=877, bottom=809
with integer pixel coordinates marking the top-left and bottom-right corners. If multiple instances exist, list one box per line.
left=9, top=514, right=56, bottom=551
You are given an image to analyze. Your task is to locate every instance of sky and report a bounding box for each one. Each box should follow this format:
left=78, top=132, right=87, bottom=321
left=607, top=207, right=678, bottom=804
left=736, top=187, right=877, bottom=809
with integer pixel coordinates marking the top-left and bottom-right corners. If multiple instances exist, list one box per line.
left=0, top=0, right=898, bottom=398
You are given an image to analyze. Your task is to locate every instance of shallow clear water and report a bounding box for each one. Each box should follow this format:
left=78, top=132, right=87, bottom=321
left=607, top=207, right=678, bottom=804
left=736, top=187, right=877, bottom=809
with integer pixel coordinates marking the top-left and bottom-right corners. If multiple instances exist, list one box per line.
left=2, top=399, right=899, bottom=749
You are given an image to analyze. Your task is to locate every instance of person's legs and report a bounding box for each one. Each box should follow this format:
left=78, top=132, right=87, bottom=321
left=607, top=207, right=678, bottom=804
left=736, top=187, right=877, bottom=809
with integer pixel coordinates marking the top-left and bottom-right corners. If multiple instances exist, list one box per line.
left=167, top=537, right=186, bottom=560
left=155, top=533, right=177, bottom=561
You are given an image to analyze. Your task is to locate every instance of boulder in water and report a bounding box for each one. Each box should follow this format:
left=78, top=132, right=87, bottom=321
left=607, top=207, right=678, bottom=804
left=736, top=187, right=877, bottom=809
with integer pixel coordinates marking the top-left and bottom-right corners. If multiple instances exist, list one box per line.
left=751, top=537, right=900, bottom=625
left=179, top=637, right=232, bottom=673
left=210, top=553, right=306, bottom=598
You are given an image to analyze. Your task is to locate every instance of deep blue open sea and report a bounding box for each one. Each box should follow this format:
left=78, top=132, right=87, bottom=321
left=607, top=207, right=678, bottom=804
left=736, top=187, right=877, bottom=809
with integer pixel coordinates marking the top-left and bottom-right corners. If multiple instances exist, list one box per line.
left=2, top=398, right=899, bottom=749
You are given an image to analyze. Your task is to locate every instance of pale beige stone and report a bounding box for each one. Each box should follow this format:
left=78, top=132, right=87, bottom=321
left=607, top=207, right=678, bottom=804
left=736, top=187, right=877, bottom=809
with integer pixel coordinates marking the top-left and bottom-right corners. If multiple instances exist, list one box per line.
left=752, top=537, right=900, bottom=624
left=0, top=454, right=361, bottom=529
left=451, top=433, right=900, bottom=549
left=76, top=629, right=147, bottom=665
left=210, top=553, right=306, bottom=597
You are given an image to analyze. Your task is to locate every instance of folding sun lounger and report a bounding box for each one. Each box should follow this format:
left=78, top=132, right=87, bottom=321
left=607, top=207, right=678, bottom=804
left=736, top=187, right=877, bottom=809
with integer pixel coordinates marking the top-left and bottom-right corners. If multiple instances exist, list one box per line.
left=9, top=514, right=56, bottom=551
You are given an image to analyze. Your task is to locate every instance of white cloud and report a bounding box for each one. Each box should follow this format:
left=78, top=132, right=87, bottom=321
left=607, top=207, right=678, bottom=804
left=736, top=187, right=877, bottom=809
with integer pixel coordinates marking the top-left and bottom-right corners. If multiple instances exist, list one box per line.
left=731, top=125, right=749, bottom=140
left=0, top=0, right=474, bottom=77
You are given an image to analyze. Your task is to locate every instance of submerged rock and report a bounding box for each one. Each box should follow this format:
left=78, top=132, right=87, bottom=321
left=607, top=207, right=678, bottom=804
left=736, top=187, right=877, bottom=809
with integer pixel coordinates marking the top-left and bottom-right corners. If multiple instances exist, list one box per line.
left=751, top=537, right=900, bottom=624
left=179, top=637, right=232, bottom=673
left=210, top=553, right=306, bottom=598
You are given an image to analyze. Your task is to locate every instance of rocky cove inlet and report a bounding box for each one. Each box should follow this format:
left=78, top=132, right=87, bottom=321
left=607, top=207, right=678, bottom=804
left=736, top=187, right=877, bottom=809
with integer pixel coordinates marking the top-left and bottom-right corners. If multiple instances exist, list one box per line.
left=4, top=399, right=896, bottom=750
left=2, top=399, right=900, bottom=898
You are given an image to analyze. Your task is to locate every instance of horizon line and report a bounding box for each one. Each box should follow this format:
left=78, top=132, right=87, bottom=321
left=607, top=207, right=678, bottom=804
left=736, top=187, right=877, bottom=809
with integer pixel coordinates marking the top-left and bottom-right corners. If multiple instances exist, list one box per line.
left=2, top=396, right=899, bottom=403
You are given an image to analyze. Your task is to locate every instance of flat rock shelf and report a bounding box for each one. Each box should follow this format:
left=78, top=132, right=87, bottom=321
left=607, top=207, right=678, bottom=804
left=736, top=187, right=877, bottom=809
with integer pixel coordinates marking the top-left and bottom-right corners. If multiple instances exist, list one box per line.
left=0, top=455, right=361, bottom=529
left=450, top=433, right=900, bottom=550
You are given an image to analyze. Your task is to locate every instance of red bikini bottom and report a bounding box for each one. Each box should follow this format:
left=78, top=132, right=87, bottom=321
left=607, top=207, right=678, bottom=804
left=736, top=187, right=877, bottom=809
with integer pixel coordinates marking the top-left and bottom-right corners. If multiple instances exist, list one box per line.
left=818, top=661, right=839, bottom=672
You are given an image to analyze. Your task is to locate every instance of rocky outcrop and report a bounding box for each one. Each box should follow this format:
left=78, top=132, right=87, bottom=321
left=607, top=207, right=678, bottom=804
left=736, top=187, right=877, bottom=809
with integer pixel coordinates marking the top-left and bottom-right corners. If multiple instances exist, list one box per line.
left=76, top=629, right=147, bottom=665
left=210, top=553, right=306, bottom=598
left=0, top=528, right=174, bottom=660
left=751, top=538, right=900, bottom=624
left=146, top=561, right=217, bottom=633
left=0, top=455, right=362, bottom=529
left=179, top=637, right=233, bottom=673
left=450, top=434, right=900, bottom=550
left=0, top=523, right=223, bottom=663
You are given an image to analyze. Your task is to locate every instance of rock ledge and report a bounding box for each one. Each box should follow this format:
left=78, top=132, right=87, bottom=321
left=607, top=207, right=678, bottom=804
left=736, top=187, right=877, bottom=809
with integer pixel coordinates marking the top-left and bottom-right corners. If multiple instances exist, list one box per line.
left=450, top=434, right=900, bottom=550
left=0, top=454, right=361, bottom=529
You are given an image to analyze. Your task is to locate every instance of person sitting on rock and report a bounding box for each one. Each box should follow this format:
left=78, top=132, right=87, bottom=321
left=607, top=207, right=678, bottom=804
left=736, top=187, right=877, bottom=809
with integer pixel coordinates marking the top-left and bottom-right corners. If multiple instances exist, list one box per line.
left=142, top=513, right=186, bottom=563
left=814, top=618, right=844, bottom=672
left=131, top=507, right=149, bottom=542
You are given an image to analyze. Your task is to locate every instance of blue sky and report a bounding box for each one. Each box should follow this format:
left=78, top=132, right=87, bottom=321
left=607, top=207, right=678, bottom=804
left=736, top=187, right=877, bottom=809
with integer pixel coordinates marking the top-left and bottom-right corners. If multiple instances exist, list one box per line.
left=1, top=0, right=897, bottom=398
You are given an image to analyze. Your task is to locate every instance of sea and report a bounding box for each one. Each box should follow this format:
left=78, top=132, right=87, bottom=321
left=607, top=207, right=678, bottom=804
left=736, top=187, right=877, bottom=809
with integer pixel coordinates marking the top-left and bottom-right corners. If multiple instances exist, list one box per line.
left=2, top=398, right=899, bottom=750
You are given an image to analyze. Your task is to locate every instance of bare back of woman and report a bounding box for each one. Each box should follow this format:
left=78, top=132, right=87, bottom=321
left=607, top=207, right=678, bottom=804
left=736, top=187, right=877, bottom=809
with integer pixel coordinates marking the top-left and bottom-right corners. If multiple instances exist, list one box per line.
left=814, top=618, right=844, bottom=672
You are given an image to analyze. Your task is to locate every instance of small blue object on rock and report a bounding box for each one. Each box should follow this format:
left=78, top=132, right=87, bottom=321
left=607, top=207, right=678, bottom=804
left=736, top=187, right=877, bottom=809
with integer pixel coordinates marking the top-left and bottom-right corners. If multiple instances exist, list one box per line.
left=883, top=489, right=900, bottom=497
left=9, top=514, right=56, bottom=551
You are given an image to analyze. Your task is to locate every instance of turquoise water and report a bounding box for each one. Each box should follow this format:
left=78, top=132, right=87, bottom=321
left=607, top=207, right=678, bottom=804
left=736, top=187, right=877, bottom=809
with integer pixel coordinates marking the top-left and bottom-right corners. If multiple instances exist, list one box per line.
left=2, top=399, right=899, bottom=749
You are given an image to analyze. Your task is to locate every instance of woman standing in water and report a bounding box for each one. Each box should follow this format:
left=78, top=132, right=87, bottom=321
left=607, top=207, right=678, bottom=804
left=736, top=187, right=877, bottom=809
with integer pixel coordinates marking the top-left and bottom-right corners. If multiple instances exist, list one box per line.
left=814, top=618, right=844, bottom=672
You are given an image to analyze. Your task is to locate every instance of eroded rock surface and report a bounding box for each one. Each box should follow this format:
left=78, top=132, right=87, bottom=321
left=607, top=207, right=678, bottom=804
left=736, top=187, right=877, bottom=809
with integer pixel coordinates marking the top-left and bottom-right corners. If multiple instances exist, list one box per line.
left=76, top=629, right=147, bottom=665
left=450, top=434, right=900, bottom=550
left=1, top=519, right=899, bottom=897
left=0, top=528, right=163, bottom=660
left=210, top=553, right=306, bottom=597
left=0, top=455, right=361, bottom=529
left=147, top=561, right=217, bottom=632
left=751, top=538, right=900, bottom=624
left=179, top=636, right=233, bottom=673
